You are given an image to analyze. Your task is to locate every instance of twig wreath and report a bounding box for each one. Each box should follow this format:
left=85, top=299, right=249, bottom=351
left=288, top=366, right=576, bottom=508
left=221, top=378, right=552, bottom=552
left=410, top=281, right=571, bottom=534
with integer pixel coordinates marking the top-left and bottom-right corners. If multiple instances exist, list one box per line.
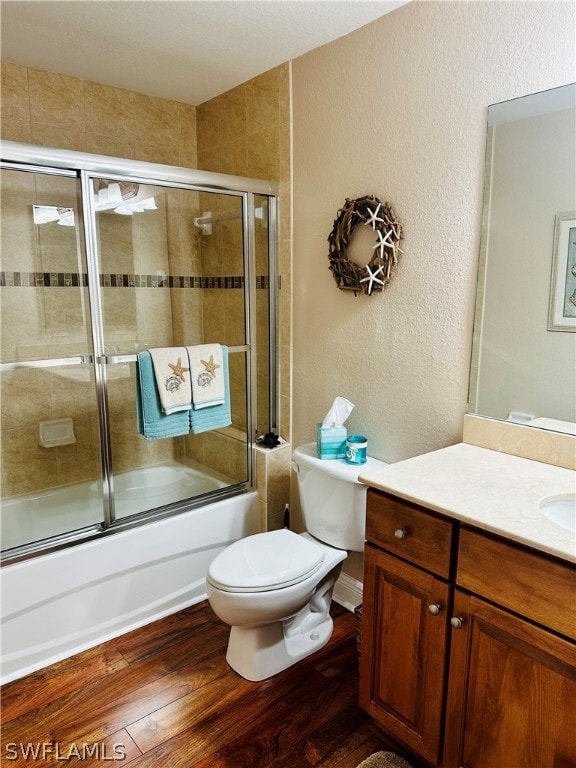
left=327, top=195, right=403, bottom=296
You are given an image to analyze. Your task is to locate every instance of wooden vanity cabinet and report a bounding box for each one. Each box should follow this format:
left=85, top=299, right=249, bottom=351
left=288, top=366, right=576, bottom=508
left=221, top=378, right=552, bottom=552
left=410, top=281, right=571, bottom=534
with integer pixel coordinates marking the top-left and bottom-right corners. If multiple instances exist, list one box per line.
left=442, top=529, right=576, bottom=768
left=360, top=488, right=576, bottom=768
left=359, top=490, right=456, bottom=765
left=442, top=589, right=576, bottom=768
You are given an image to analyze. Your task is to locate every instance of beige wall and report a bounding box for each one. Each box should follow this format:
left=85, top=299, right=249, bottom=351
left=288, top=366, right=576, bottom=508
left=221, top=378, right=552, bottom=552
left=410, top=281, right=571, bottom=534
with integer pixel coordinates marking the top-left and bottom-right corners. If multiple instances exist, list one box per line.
left=291, top=1, right=575, bottom=469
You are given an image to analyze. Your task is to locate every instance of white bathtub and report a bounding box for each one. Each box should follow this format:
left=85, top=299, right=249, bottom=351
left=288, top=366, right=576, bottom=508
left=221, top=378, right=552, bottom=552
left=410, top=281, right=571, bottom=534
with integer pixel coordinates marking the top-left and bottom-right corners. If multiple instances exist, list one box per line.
left=1, top=461, right=229, bottom=550
left=0, top=487, right=259, bottom=683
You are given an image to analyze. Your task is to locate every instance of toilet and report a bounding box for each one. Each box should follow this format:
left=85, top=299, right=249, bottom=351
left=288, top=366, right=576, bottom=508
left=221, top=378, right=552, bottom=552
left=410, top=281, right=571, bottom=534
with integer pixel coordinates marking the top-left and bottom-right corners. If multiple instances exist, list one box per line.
left=206, top=442, right=387, bottom=681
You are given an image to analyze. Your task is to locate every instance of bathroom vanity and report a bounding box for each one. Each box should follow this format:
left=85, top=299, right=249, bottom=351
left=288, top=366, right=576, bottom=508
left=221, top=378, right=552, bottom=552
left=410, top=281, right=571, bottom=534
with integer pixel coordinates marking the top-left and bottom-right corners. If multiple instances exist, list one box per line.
left=358, top=443, right=576, bottom=768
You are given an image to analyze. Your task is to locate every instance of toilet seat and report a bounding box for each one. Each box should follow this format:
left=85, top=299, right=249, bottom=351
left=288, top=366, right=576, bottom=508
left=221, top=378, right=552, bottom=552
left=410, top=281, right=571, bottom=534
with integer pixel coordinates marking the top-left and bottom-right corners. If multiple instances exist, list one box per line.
left=207, top=529, right=326, bottom=593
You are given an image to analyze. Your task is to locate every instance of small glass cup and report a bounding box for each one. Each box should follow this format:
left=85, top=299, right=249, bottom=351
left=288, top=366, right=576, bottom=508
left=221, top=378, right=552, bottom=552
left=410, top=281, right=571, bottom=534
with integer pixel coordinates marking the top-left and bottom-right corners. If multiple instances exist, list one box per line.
left=345, top=435, right=367, bottom=465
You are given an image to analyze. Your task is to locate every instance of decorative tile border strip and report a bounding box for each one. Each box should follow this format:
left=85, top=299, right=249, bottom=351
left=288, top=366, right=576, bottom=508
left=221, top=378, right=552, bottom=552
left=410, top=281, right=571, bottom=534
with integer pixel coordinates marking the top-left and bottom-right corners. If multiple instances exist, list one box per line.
left=0, top=272, right=270, bottom=288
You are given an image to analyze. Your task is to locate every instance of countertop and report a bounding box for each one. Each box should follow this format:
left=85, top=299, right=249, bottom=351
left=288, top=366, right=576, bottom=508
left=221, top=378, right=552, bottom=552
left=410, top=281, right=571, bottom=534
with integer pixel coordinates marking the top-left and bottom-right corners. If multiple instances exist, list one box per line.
left=359, top=443, right=576, bottom=563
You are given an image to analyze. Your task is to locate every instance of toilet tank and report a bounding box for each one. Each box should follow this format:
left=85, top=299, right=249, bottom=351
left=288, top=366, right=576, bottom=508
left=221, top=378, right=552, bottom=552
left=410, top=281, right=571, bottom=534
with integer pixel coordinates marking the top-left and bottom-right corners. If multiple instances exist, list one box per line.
left=291, top=443, right=388, bottom=552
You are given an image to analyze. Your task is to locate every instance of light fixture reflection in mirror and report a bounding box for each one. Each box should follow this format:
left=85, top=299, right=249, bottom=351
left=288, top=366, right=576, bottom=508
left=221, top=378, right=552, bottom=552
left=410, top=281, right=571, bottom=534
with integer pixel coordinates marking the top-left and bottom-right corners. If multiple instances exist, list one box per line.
left=468, top=83, right=576, bottom=436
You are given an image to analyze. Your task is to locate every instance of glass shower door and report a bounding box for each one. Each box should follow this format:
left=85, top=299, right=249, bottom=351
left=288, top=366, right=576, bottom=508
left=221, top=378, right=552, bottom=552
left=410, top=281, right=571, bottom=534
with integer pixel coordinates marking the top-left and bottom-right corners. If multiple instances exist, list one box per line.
left=90, top=178, right=251, bottom=521
left=0, top=167, right=103, bottom=551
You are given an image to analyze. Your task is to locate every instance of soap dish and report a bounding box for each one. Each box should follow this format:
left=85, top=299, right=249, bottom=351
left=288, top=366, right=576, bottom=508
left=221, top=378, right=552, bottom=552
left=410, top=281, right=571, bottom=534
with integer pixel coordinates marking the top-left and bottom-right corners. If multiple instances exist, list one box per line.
left=38, top=418, right=77, bottom=448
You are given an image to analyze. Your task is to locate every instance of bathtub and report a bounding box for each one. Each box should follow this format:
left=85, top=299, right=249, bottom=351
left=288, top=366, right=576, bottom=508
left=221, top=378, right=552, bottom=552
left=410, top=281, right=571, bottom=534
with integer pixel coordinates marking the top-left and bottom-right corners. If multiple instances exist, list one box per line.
left=1, top=461, right=229, bottom=551
left=0, top=481, right=259, bottom=683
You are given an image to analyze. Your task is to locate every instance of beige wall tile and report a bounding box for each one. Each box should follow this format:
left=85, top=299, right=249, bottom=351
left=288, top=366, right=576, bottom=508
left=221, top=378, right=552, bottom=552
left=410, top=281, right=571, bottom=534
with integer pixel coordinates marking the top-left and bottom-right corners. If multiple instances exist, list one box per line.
left=217, top=84, right=247, bottom=145
left=178, top=102, right=197, bottom=151
left=278, top=63, right=290, bottom=126
left=0, top=197, right=37, bottom=271
left=0, top=166, right=36, bottom=199
left=110, top=415, right=155, bottom=472
left=2, top=422, right=60, bottom=493
left=85, top=133, right=135, bottom=159
left=130, top=92, right=180, bottom=146
left=1, top=60, right=30, bottom=122
left=0, top=369, right=53, bottom=430
left=28, top=68, right=85, bottom=129
left=463, top=414, right=576, bottom=471
left=84, top=81, right=135, bottom=137
left=134, top=142, right=180, bottom=166
left=246, top=67, right=280, bottom=134
left=196, top=97, right=221, bottom=151
left=0, top=288, right=46, bottom=360
left=31, top=122, right=86, bottom=152
left=245, top=125, right=279, bottom=180
left=1, top=118, right=32, bottom=143
left=56, top=417, right=100, bottom=484
left=178, top=149, right=198, bottom=170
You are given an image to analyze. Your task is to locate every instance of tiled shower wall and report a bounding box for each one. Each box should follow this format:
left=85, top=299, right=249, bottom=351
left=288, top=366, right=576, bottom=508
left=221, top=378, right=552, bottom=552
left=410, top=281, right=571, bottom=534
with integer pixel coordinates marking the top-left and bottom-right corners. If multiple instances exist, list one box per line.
left=196, top=63, right=292, bottom=443
left=0, top=58, right=202, bottom=495
left=0, top=59, right=292, bottom=526
left=196, top=65, right=293, bottom=529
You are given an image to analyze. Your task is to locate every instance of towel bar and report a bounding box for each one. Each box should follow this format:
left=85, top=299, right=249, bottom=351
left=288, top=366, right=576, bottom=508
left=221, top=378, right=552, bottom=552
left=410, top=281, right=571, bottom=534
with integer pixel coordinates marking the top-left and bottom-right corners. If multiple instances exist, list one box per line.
left=0, top=346, right=249, bottom=372
left=0, top=355, right=93, bottom=372
left=99, top=345, right=250, bottom=365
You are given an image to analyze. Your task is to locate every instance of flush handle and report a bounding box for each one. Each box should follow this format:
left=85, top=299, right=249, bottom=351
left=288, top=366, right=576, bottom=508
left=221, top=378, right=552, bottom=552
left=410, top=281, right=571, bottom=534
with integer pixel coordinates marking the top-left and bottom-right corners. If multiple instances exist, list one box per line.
left=394, top=528, right=408, bottom=539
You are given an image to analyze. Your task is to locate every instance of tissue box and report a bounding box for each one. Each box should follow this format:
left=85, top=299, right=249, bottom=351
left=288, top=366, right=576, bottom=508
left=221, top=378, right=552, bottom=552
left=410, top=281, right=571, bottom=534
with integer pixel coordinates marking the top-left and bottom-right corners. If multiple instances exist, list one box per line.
left=316, top=423, right=347, bottom=460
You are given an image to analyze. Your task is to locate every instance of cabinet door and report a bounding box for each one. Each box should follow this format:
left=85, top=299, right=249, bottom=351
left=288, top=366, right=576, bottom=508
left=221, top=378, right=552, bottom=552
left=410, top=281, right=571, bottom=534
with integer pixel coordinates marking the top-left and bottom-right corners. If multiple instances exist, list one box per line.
left=443, top=589, right=576, bottom=768
left=360, top=544, right=451, bottom=765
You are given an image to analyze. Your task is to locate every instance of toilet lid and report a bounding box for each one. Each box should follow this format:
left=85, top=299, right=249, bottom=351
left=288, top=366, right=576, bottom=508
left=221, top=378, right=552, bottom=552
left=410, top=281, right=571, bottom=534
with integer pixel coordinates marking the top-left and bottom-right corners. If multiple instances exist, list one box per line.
left=207, top=529, right=325, bottom=592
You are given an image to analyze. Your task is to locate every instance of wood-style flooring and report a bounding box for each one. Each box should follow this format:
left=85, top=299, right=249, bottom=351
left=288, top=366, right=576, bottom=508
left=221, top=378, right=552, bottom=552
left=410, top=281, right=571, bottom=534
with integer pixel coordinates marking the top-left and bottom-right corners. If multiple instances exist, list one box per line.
left=0, top=601, right=393, bottom=767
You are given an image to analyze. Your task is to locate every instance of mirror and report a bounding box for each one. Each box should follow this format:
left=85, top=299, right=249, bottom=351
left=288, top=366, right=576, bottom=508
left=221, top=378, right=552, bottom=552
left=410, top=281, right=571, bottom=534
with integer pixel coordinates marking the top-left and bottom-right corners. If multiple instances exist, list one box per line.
left=469, top=83, right=576, bottom=435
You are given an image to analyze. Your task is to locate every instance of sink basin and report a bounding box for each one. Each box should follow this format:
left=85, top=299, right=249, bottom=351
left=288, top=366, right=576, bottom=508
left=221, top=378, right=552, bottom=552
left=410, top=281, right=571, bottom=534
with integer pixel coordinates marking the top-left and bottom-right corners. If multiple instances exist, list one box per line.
left=540, top=495, right=576, bottom=533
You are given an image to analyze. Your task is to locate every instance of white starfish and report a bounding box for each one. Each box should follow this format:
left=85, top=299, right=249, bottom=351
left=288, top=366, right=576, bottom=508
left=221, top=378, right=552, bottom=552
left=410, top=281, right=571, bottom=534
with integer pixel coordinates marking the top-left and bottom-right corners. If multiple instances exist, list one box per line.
left=372, top=228, right=394, bottom=258
left=360, top=263, right=386, bottom=295
left=364, top=204, right=384, bottom=230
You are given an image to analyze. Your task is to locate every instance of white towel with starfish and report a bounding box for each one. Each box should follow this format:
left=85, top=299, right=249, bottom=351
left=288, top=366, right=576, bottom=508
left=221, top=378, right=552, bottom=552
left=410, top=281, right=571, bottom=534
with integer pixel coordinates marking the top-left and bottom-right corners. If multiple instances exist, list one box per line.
left=148, top=347, right=192, bottom=415
left=186, top=343, right=225, bottom=410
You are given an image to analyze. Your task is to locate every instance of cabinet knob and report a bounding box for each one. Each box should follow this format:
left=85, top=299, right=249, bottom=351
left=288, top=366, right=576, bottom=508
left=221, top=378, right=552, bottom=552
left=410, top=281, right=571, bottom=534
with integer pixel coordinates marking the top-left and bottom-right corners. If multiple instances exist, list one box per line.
left=428, top=603, right=442, bottom=616
left=394, top=528, right=408, bottom=539
left=450, top=616, right=464, bottom=629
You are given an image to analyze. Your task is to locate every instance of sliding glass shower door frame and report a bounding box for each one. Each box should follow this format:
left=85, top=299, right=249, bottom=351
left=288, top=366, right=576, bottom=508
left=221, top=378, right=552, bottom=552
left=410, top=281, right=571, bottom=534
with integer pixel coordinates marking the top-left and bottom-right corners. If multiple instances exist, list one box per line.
left=1, top=140, right=279, bottom=563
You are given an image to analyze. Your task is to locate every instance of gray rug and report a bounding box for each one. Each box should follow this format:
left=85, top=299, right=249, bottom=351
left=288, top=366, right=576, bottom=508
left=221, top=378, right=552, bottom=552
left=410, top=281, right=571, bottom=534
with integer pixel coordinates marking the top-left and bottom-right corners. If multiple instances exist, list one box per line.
left=356, top=751, right=415, bottom=768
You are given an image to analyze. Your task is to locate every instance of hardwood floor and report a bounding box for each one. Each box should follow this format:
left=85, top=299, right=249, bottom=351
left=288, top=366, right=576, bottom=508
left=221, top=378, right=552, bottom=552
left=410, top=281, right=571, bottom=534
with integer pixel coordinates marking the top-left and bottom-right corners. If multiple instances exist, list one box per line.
left=0, top=602, right=389, bottom=767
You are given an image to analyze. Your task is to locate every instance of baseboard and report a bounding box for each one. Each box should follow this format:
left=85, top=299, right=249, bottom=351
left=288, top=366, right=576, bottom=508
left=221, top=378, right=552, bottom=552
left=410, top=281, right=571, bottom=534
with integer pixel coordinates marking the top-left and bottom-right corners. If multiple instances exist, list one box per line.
left=333, top=572, right=363, bottom=612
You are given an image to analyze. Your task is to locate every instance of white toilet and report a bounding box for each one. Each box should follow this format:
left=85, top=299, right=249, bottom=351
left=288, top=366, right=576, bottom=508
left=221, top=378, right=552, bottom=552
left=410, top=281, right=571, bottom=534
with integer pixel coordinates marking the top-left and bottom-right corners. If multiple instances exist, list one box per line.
left=206, top=442, right=387, bottom=681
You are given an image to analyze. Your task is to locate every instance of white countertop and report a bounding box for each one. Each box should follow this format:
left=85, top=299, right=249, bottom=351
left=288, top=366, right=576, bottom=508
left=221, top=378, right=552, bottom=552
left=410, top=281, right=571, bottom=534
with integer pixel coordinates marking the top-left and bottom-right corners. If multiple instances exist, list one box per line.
left=359, top=443, right=576, bottom=563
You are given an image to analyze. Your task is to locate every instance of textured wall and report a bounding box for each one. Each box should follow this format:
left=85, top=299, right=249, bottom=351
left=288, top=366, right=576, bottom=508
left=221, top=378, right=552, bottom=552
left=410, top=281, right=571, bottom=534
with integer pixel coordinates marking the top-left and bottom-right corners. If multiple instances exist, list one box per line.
left=291, top=1, right=575, bottom=468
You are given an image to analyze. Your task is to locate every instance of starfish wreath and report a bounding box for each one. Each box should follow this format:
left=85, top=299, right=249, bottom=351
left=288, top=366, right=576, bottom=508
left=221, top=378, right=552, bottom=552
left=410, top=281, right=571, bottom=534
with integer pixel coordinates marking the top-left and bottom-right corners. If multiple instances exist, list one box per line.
left=327, top=195, right=403, bottom=296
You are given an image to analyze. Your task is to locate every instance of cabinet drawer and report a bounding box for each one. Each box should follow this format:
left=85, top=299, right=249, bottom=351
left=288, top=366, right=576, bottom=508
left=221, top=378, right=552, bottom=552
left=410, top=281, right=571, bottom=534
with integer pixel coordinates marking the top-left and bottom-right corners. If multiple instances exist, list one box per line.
left=457, top=528, right=576, bottom=641
left=366, top=489, right=455, bottom=579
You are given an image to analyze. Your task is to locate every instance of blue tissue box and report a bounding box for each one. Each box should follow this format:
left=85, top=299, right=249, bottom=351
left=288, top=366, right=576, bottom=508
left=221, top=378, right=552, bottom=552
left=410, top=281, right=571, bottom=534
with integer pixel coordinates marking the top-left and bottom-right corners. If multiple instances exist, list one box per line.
left=316, top=423, right=347, bottom=460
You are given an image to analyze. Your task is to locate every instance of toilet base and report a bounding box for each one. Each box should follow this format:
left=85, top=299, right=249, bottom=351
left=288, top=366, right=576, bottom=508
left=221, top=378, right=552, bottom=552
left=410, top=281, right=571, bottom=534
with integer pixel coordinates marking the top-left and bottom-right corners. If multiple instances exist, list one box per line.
left=225, top=568, right=340, bottom=681
left=226, top=614, right=334, bottom=681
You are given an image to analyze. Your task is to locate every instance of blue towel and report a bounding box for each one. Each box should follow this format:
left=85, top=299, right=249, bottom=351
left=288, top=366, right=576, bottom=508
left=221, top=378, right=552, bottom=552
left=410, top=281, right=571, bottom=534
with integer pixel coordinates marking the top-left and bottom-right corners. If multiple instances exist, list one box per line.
left=189, top=346, right=232, bottom=434
left=136, top=350, right=190, bottom=439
